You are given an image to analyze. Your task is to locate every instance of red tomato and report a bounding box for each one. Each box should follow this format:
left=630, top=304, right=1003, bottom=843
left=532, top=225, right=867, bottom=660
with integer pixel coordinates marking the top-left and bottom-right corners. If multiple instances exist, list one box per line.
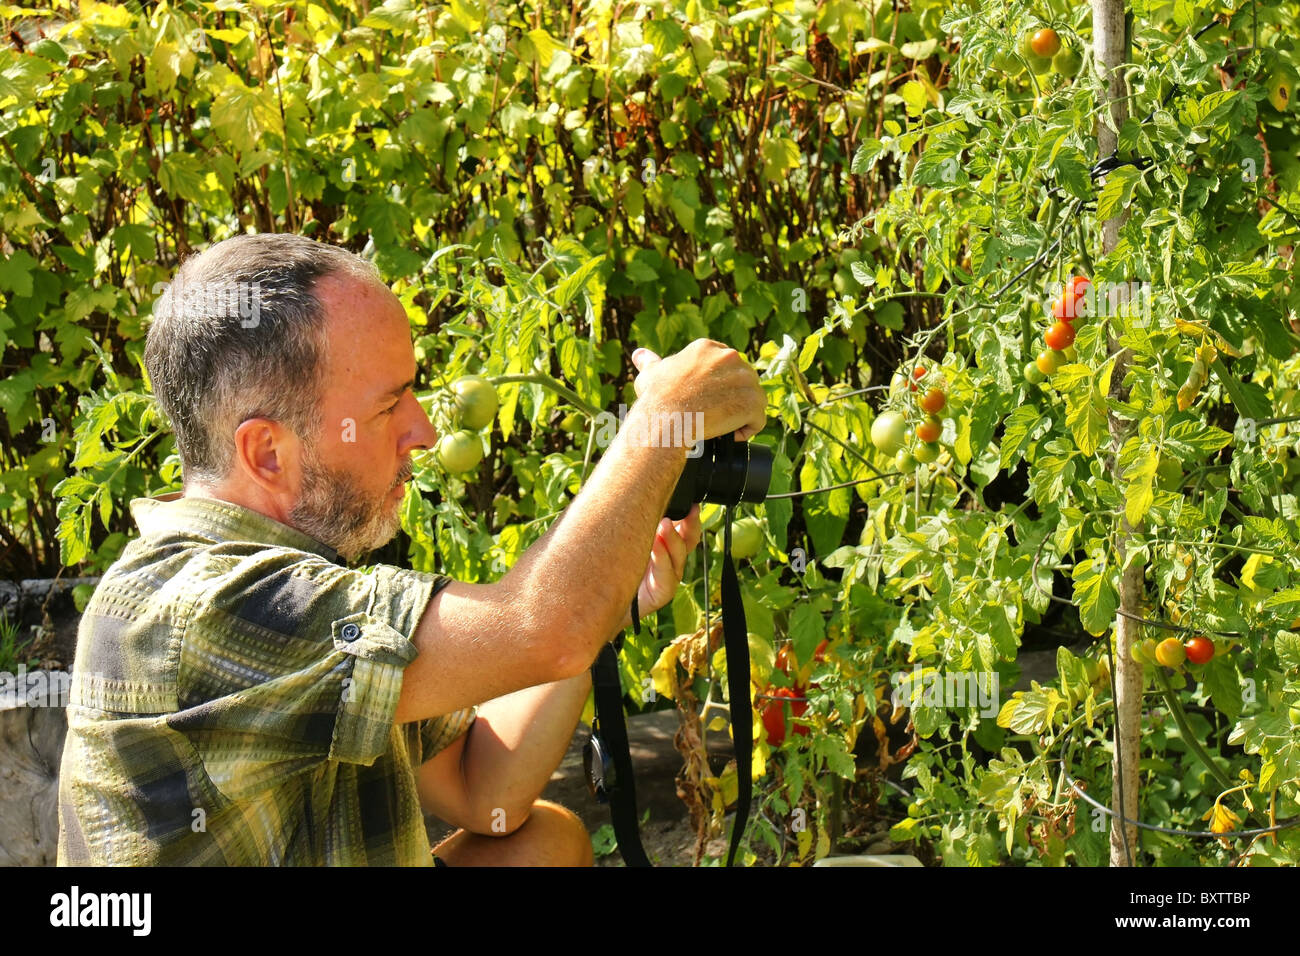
left=760, top=687, right=810, bottom=745
left=917, top=417, right=942, bottom=443
left=1069, top=276, right=1091, bottom=298
left=1052, top=292, right=1081, bottom=320
left=919, top=388, right=946, bottom=414
left=1044, top=321, right=1076, bottom=351
left=1184, top=635, right=1214, bottom=665
left=910, top=366, right=925, bottom=391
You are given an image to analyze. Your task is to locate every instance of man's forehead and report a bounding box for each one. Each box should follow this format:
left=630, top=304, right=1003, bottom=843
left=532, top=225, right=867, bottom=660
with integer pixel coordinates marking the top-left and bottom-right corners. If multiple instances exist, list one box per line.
left=315, top=275, right=414, bottom=383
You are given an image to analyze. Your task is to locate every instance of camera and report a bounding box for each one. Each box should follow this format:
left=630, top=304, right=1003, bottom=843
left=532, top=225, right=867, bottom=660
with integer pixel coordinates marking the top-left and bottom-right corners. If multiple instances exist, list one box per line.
left=665, top=436, right=774, bottom=520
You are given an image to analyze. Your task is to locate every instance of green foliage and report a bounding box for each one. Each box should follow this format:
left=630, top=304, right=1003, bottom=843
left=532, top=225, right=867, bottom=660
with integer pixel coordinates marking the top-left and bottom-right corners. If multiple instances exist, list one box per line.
left=6, top=0, right=1300, bottom=865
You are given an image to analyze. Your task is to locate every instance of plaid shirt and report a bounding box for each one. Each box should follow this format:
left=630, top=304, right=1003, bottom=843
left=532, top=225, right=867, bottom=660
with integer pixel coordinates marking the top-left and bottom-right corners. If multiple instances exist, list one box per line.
left=56, top=493, right=476, bottom=866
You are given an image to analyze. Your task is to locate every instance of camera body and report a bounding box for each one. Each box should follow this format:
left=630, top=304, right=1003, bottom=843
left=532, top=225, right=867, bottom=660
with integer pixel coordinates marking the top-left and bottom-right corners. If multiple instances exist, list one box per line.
left=665, top=437, right=774, bottom=520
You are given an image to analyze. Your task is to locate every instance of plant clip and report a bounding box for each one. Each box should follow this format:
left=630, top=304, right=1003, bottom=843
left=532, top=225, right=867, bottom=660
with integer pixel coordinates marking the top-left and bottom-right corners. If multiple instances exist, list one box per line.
left=1089, top=152, right=1155, bottom=183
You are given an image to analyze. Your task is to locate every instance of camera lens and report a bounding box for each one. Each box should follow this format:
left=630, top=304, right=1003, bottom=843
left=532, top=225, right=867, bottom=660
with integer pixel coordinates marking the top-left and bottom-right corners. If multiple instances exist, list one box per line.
left=665, top=437, right=774, bottom=520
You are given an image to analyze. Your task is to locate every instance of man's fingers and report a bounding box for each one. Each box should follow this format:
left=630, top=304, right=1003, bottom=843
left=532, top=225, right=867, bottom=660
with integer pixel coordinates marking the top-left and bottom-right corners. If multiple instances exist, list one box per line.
left=631, top=347, right=661, bottom=372
left=632, top=347, right=662, bottom=398
left=657, top=517, right=690, bottom=577
left=672, top=506, right=703, bottom=554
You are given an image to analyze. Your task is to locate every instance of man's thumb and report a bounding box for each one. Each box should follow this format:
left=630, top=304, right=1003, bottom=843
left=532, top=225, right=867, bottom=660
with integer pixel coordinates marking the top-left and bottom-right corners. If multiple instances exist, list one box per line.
left=631, top=347, right=661, bottom=372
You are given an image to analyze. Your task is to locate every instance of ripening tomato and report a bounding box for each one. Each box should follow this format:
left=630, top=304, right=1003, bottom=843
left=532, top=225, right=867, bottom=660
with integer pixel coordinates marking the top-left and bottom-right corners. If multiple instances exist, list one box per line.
left=917, top=416, right=943, bottom=444
left=1030, top=28, right=1061, bottom=58
left=1184, top=635, right=1214, bottom=665
left=1045, top=321, right=1076, bottom=351
left=910, top=366, right=925, bottom=391
left=1155, top=637, right=1186, bottom=668
left=919, top=388, right=946, bottom=414
left=1036, top=349, right=1067, bottom=376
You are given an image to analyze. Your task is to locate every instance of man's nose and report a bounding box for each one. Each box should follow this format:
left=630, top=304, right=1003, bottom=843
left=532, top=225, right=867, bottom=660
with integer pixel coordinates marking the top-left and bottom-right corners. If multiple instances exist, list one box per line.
left=402, top=392, right=439, bottom=452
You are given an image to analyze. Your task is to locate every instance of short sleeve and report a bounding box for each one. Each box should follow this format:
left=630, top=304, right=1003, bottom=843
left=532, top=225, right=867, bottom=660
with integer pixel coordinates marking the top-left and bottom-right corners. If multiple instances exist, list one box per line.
left=171, top=551, right=445, bottom=797
left=420, top=706, right=478, bottom=763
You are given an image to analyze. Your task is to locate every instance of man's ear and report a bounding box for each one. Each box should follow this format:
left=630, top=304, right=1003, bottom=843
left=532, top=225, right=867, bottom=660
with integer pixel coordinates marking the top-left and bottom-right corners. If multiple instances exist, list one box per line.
left=232, top=417, right=301, bottom=497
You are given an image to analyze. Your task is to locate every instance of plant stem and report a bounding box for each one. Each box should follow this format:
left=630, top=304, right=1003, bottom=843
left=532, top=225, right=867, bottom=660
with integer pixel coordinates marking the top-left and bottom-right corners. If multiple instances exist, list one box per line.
left=489, top=373, right=602, bottom=417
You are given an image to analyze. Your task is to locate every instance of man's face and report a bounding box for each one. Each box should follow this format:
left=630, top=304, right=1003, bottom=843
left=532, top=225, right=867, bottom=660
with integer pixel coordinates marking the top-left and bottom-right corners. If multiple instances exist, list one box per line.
left=287, top=273, right=438, bottom=562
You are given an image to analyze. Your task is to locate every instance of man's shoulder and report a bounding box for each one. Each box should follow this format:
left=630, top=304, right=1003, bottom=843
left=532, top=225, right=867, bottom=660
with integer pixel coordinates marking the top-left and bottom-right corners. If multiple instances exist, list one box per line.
left=76, top=512, right=446, bottom=712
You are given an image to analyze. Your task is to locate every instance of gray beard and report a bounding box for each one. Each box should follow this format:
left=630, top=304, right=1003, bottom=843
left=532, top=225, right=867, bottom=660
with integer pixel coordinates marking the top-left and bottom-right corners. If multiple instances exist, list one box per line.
left=289, top=446, right=410, bottom=563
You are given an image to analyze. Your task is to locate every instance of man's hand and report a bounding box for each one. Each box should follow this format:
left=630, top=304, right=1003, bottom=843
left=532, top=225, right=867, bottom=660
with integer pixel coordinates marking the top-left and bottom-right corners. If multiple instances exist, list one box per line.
left=631, top=341, right=766, bottom=442
left=618, top=506, right=702, bottom=628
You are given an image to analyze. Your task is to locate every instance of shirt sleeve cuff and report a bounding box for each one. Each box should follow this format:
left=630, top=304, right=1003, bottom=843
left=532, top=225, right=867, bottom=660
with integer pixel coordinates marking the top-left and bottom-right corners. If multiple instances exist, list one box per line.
left=327, top=603, right=426, bottom=765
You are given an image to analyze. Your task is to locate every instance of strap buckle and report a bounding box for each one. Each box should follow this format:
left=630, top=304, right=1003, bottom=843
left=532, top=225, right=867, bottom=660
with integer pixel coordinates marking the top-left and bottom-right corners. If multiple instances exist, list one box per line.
left=583, top=728, right=614, bottom=803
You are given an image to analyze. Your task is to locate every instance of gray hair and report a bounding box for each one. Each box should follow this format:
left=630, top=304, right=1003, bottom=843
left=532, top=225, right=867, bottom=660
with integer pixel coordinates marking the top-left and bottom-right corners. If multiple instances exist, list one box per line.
left=144, top=233, right=383, bottom=484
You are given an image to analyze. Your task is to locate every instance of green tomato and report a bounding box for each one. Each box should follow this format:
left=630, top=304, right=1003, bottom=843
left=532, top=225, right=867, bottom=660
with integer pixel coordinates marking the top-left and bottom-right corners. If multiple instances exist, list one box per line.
left=700, top=504, right=724, bottom=532
left=871, top=411, right=909, bottom=457
left=729, top=517, right=764, bottom=560
left=1024, top=361, right=1046, bottom=385
left=913, top=441, right=940, bottom=464
left=1026, top=53, right=1053, bottom=76
left=1052, top=45, right=1083, bottom=77
left=436, top=430, right=484, bottom=474
left=895, top=449, right=918, bottom=474
left=451, top=375, right=499, bottom=430
left=991, top=49, right=1019, bottom=75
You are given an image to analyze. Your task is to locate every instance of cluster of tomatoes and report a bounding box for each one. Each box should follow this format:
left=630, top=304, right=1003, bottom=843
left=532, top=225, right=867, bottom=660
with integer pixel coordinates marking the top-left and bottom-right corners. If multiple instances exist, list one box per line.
left=993, top=26, right=1083, bottom=79
left=758, top=640, right=828, bottom=746
left=1133, top=634, right=1216, bottom=669
left=871, top=366, right=952, bottom=472
left=1020, top=27, right=1083, bottom=78
left=1024, top=276, right=1089, bottom=384
left=436, top=375, right=499, bottom=473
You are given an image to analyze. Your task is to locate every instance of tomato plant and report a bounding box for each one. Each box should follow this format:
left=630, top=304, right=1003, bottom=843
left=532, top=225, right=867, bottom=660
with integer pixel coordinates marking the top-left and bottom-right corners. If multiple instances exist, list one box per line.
left=31, top=0, right=1300, bottom=869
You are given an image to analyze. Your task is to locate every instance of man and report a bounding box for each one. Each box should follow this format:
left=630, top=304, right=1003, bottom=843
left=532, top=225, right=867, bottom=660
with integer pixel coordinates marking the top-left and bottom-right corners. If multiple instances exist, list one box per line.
left=56, top=233, right=767, bottom=866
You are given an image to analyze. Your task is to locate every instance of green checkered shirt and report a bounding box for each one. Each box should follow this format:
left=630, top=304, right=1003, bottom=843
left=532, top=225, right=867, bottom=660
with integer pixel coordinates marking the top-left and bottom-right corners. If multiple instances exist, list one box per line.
left=56, top=493, right=476, bottom=866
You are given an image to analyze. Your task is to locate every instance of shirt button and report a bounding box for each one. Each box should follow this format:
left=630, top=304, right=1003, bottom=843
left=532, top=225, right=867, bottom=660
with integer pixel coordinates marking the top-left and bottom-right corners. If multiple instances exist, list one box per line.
left=340, top=623, right=361, bottom=642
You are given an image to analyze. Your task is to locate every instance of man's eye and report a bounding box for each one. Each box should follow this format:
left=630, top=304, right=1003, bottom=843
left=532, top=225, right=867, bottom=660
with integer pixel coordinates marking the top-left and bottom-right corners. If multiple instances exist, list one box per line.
left=381, top=403, right=399, bottom=416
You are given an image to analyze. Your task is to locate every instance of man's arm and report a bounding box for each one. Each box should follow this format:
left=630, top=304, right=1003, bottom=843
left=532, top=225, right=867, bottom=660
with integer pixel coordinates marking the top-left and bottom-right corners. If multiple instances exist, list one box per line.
left=415, top=672, right=591, bottom=834
left=417, top=505, right=701, bottom=830
left=394, top=340, right=766, bottom=723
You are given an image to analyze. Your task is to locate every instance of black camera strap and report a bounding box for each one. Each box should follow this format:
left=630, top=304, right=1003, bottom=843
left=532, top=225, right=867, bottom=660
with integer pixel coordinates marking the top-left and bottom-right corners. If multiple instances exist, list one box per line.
left=719, top=505, right=753, bottom=867
left=586, top=596, right=652, bottom=867
left=586, top=508, right=755, bottom=867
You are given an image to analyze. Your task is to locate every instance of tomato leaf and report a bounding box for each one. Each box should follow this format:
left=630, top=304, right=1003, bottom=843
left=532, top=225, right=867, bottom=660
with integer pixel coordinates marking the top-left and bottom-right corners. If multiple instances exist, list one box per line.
left=1072, top=557, right=1119, bottom=636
